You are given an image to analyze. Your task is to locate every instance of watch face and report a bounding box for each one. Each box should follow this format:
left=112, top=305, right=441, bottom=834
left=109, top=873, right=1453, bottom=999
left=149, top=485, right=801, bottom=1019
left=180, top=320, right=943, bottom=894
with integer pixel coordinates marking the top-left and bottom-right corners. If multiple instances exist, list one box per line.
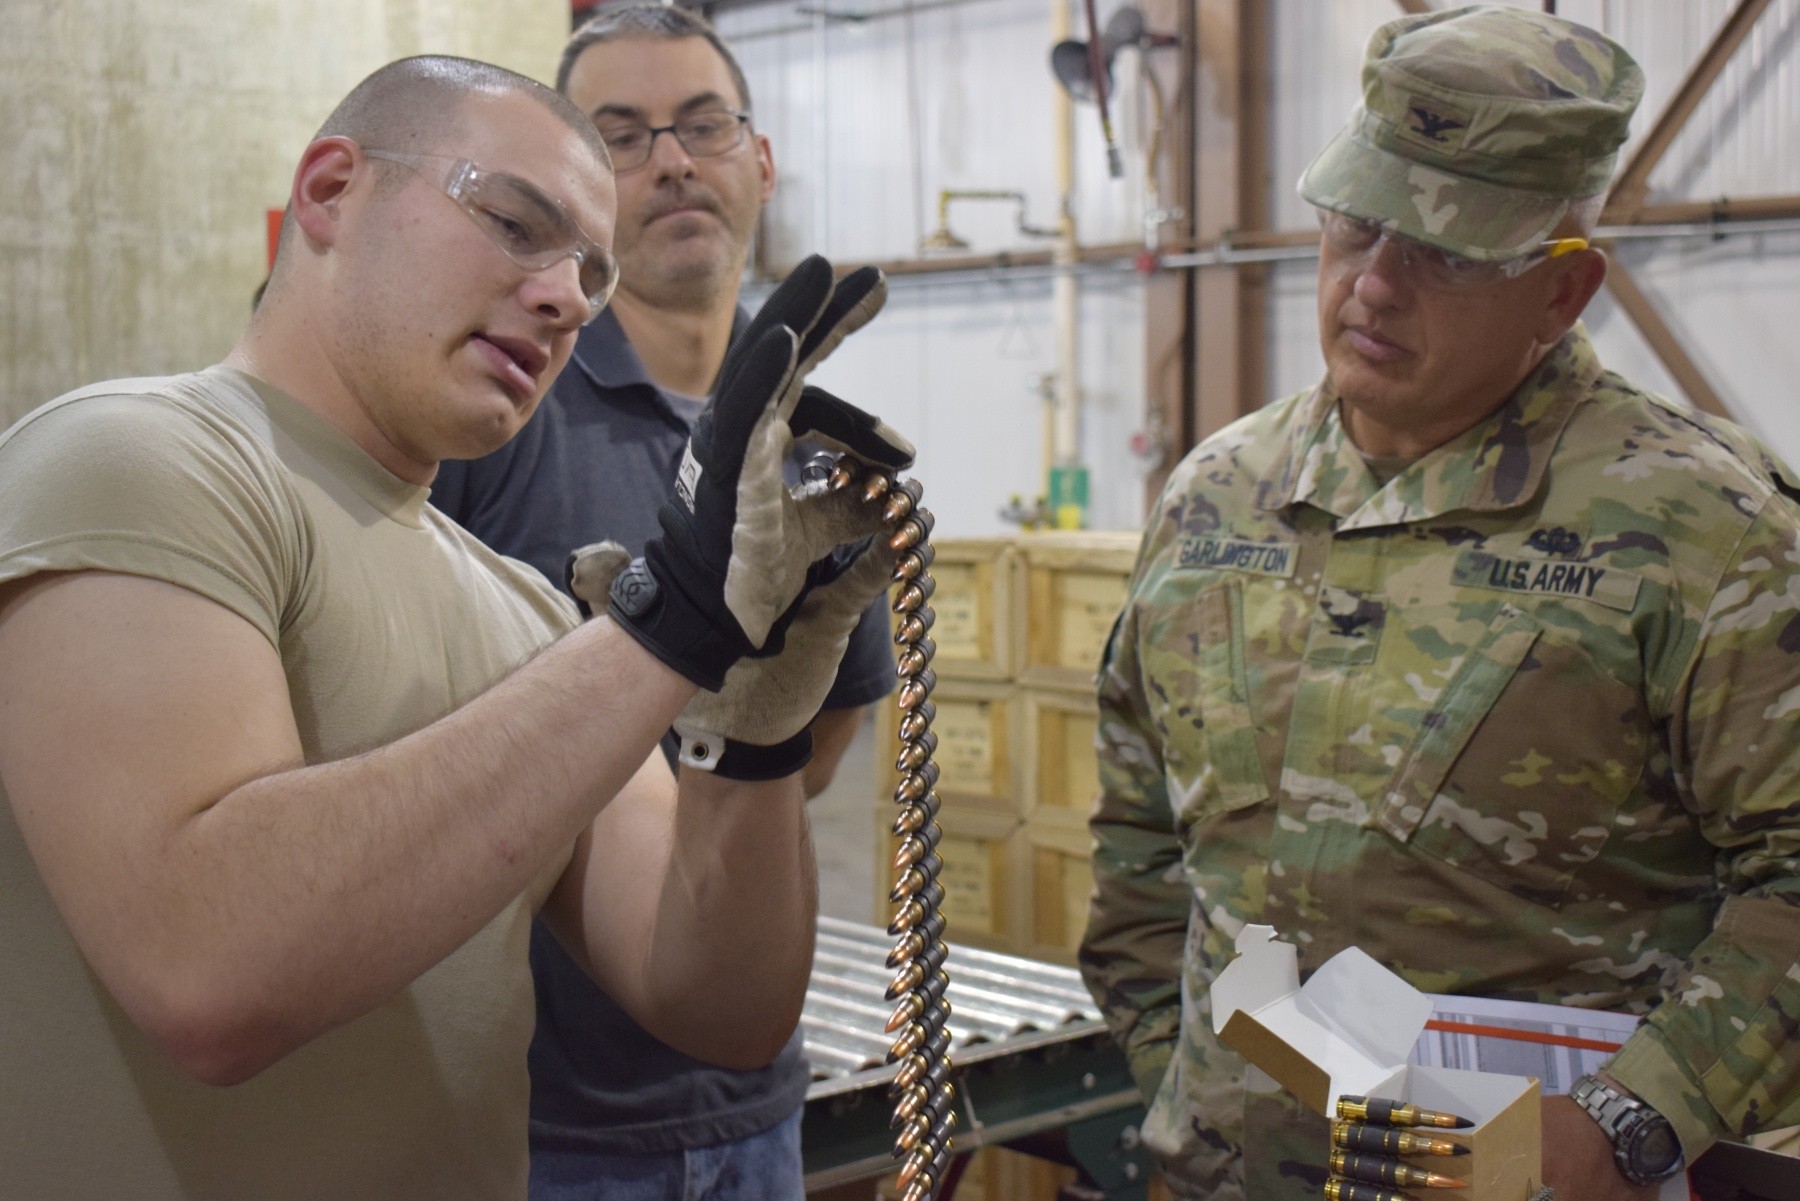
left=1633, top=1121, right=1682, bottom=1175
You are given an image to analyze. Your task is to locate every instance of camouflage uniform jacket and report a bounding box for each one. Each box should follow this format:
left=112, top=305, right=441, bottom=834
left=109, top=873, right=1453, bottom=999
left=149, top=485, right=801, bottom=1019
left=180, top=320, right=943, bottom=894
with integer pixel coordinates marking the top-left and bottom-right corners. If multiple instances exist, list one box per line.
left=1080, top=328, right=1800, bottom=1199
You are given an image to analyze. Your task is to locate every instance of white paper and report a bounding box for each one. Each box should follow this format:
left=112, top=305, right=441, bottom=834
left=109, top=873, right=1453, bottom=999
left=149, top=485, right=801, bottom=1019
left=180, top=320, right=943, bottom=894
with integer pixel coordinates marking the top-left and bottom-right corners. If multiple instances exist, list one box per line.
left=1412, top=994, right=1685, bottom=1201
left=1413, top=993, right=1642, bottom=1095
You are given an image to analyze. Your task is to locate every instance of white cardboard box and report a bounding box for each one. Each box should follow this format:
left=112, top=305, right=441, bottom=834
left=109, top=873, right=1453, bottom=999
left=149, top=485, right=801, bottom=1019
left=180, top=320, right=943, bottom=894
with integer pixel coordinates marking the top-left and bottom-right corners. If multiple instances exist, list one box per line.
left=1211, top=925, right=1542, bottom=1201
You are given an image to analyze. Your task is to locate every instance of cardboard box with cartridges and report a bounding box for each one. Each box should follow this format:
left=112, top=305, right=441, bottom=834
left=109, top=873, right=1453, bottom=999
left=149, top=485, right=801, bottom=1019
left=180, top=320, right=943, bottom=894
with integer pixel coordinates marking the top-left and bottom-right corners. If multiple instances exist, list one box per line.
left=1210, top=925, right=1542, bottom=1201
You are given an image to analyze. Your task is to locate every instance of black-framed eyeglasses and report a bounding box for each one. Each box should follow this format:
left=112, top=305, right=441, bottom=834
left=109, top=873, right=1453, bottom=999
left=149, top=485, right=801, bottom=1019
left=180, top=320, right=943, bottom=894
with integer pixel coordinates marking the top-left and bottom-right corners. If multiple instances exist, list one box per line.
left=363, top=149, right=619, bottom=322
left=593, top=108, right=752, bottom=174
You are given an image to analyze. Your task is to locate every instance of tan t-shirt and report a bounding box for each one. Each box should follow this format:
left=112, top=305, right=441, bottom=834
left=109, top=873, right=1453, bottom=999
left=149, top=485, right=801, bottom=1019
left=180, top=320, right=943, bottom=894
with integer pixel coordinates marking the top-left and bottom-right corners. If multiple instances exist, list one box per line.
left=0, top=367, right=581, bottom=1200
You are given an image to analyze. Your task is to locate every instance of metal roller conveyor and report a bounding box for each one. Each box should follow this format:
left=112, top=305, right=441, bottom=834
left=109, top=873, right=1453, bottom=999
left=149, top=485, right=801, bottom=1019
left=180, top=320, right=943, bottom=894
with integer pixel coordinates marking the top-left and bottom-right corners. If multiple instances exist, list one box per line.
left=801, top=917, right=1155, bottom=1198
left=803, top=983, right=1017, bottom=1047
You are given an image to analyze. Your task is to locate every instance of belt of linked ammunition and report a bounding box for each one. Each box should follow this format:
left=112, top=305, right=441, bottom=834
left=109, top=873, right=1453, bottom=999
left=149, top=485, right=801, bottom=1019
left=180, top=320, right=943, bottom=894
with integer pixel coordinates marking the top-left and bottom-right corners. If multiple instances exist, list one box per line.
left=830, top=461, right=953, bottom=1201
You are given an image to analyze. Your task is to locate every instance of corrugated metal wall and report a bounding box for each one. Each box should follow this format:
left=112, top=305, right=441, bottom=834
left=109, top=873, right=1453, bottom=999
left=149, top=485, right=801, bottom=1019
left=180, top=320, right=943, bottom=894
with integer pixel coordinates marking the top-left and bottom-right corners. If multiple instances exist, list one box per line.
left=723, top=0, right=1148, bottom=262
left=718, top=0, right=1155, bottom=535
left=720, top=0, right=1800, bottom=535
left=1567, top=0, right=1800, bottom=466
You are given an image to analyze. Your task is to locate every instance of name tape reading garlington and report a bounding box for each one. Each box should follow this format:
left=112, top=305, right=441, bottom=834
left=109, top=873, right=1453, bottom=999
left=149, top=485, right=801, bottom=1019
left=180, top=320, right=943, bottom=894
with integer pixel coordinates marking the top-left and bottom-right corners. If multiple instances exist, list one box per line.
left=1177, top=536, right=1298, bottom=578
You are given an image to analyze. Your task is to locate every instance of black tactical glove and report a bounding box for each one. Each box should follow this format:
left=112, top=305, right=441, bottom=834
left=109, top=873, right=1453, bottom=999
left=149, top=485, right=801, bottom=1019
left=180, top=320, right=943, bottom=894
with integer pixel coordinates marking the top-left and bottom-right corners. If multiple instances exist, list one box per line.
left=672, top=511, right=900, bottom=779
left=607, top=256, right=911, bottom=690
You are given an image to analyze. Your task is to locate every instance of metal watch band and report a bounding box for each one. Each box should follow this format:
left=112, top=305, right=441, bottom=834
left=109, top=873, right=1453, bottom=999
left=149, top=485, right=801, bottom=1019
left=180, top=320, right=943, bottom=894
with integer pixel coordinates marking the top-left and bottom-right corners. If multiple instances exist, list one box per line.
left=1572, top=1074, right=1636, bottom=1132
left=1570, top=1074, right=1684, bottom=1186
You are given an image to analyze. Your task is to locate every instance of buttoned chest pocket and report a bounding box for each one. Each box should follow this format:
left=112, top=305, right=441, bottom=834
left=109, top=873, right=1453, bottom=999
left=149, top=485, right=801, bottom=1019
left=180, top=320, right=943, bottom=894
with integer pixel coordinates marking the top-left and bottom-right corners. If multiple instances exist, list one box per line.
left=1375, top=607, right=1651, bottom=907
left=1146, top=580, right=1275, bottom=826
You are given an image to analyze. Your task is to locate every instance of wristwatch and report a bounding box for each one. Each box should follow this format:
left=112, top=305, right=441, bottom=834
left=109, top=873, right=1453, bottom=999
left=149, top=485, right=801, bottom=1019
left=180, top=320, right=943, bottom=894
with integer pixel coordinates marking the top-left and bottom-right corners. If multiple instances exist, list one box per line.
left=1570, top=1074, right=1686, bottom=1186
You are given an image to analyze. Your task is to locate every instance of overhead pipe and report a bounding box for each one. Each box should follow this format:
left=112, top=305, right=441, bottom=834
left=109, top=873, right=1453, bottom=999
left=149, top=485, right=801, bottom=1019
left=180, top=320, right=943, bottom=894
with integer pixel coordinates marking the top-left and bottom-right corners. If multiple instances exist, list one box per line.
left=837, top=213, right=1800, bottom=289
left=919, top=190, right=1060, bottom=251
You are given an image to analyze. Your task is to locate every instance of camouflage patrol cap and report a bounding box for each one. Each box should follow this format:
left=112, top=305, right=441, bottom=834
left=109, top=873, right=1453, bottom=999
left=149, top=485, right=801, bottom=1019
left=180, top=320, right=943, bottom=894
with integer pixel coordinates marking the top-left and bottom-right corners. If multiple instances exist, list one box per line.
left=1298, top=4, right=1642, bottom=261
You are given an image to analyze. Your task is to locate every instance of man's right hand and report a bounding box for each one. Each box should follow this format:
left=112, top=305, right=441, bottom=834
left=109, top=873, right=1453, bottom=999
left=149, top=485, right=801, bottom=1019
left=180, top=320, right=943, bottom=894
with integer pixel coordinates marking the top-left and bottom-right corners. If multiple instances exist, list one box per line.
left=606, top=255, right=907, bottom=690
left=1540, top=1094, right=1665, bottom=1201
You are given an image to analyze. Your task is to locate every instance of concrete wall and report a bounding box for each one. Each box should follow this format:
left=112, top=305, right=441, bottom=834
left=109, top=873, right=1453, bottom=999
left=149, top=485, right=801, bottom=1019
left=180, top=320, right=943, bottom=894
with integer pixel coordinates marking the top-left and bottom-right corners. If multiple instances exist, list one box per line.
left=0, top=0, right=566, bottom=427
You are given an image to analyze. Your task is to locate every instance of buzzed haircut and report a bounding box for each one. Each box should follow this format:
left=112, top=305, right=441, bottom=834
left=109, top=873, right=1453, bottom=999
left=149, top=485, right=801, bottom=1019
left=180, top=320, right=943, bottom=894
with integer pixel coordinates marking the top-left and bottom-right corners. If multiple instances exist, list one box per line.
left=317, top=54, right=612, bottom=171
left=263, top=55, right=612, bottom=297
left=558, top=3, right=753, bottom=113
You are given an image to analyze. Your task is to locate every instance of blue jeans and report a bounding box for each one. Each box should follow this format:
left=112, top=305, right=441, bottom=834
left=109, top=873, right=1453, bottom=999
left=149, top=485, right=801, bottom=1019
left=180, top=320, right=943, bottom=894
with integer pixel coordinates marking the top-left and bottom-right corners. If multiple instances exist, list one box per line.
left=528, top=1110, right=805, bottom=1201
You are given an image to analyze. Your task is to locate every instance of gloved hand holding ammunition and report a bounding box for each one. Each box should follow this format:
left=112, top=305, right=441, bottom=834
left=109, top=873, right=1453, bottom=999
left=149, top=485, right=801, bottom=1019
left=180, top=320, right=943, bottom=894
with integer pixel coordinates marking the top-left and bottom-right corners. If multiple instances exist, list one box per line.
left=577, top=432, right=914, bottom=779
left=670, top=458, right=908, bottom=779
left=605, top=255, right=910, bottom=691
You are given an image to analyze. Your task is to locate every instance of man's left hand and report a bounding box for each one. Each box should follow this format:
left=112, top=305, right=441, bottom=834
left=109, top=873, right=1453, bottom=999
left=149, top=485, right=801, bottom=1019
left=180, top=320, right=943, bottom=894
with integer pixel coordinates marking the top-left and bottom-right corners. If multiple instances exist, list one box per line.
left=1540, top=1094, right=1666, bottom=1201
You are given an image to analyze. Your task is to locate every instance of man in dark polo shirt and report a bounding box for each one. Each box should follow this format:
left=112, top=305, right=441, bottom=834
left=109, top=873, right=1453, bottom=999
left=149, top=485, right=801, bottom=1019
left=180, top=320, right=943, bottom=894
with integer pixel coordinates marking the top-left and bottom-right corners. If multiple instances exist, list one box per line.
left=430, top=7, right=892, bottom=1200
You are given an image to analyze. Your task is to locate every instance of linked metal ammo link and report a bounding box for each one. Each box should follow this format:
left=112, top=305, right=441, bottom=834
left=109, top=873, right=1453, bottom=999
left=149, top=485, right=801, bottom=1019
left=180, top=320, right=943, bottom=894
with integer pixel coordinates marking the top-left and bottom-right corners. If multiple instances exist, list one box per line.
left=828, top=458, right=955, bottom=1201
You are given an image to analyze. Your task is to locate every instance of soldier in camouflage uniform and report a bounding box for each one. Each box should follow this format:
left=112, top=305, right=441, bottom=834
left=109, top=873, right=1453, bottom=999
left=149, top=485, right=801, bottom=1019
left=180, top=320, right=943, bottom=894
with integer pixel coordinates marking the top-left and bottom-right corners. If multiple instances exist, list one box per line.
left=1080, top=7, right=1800, bottom=1200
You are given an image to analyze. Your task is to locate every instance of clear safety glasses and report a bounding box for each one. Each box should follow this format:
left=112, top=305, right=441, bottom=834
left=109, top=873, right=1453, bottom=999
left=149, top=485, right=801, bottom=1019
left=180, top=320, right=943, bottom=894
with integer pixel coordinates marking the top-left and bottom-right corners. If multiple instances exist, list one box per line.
left=1315, top=208, right=1588, bottom=292
left=364, top=149, right=619, bottom=321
